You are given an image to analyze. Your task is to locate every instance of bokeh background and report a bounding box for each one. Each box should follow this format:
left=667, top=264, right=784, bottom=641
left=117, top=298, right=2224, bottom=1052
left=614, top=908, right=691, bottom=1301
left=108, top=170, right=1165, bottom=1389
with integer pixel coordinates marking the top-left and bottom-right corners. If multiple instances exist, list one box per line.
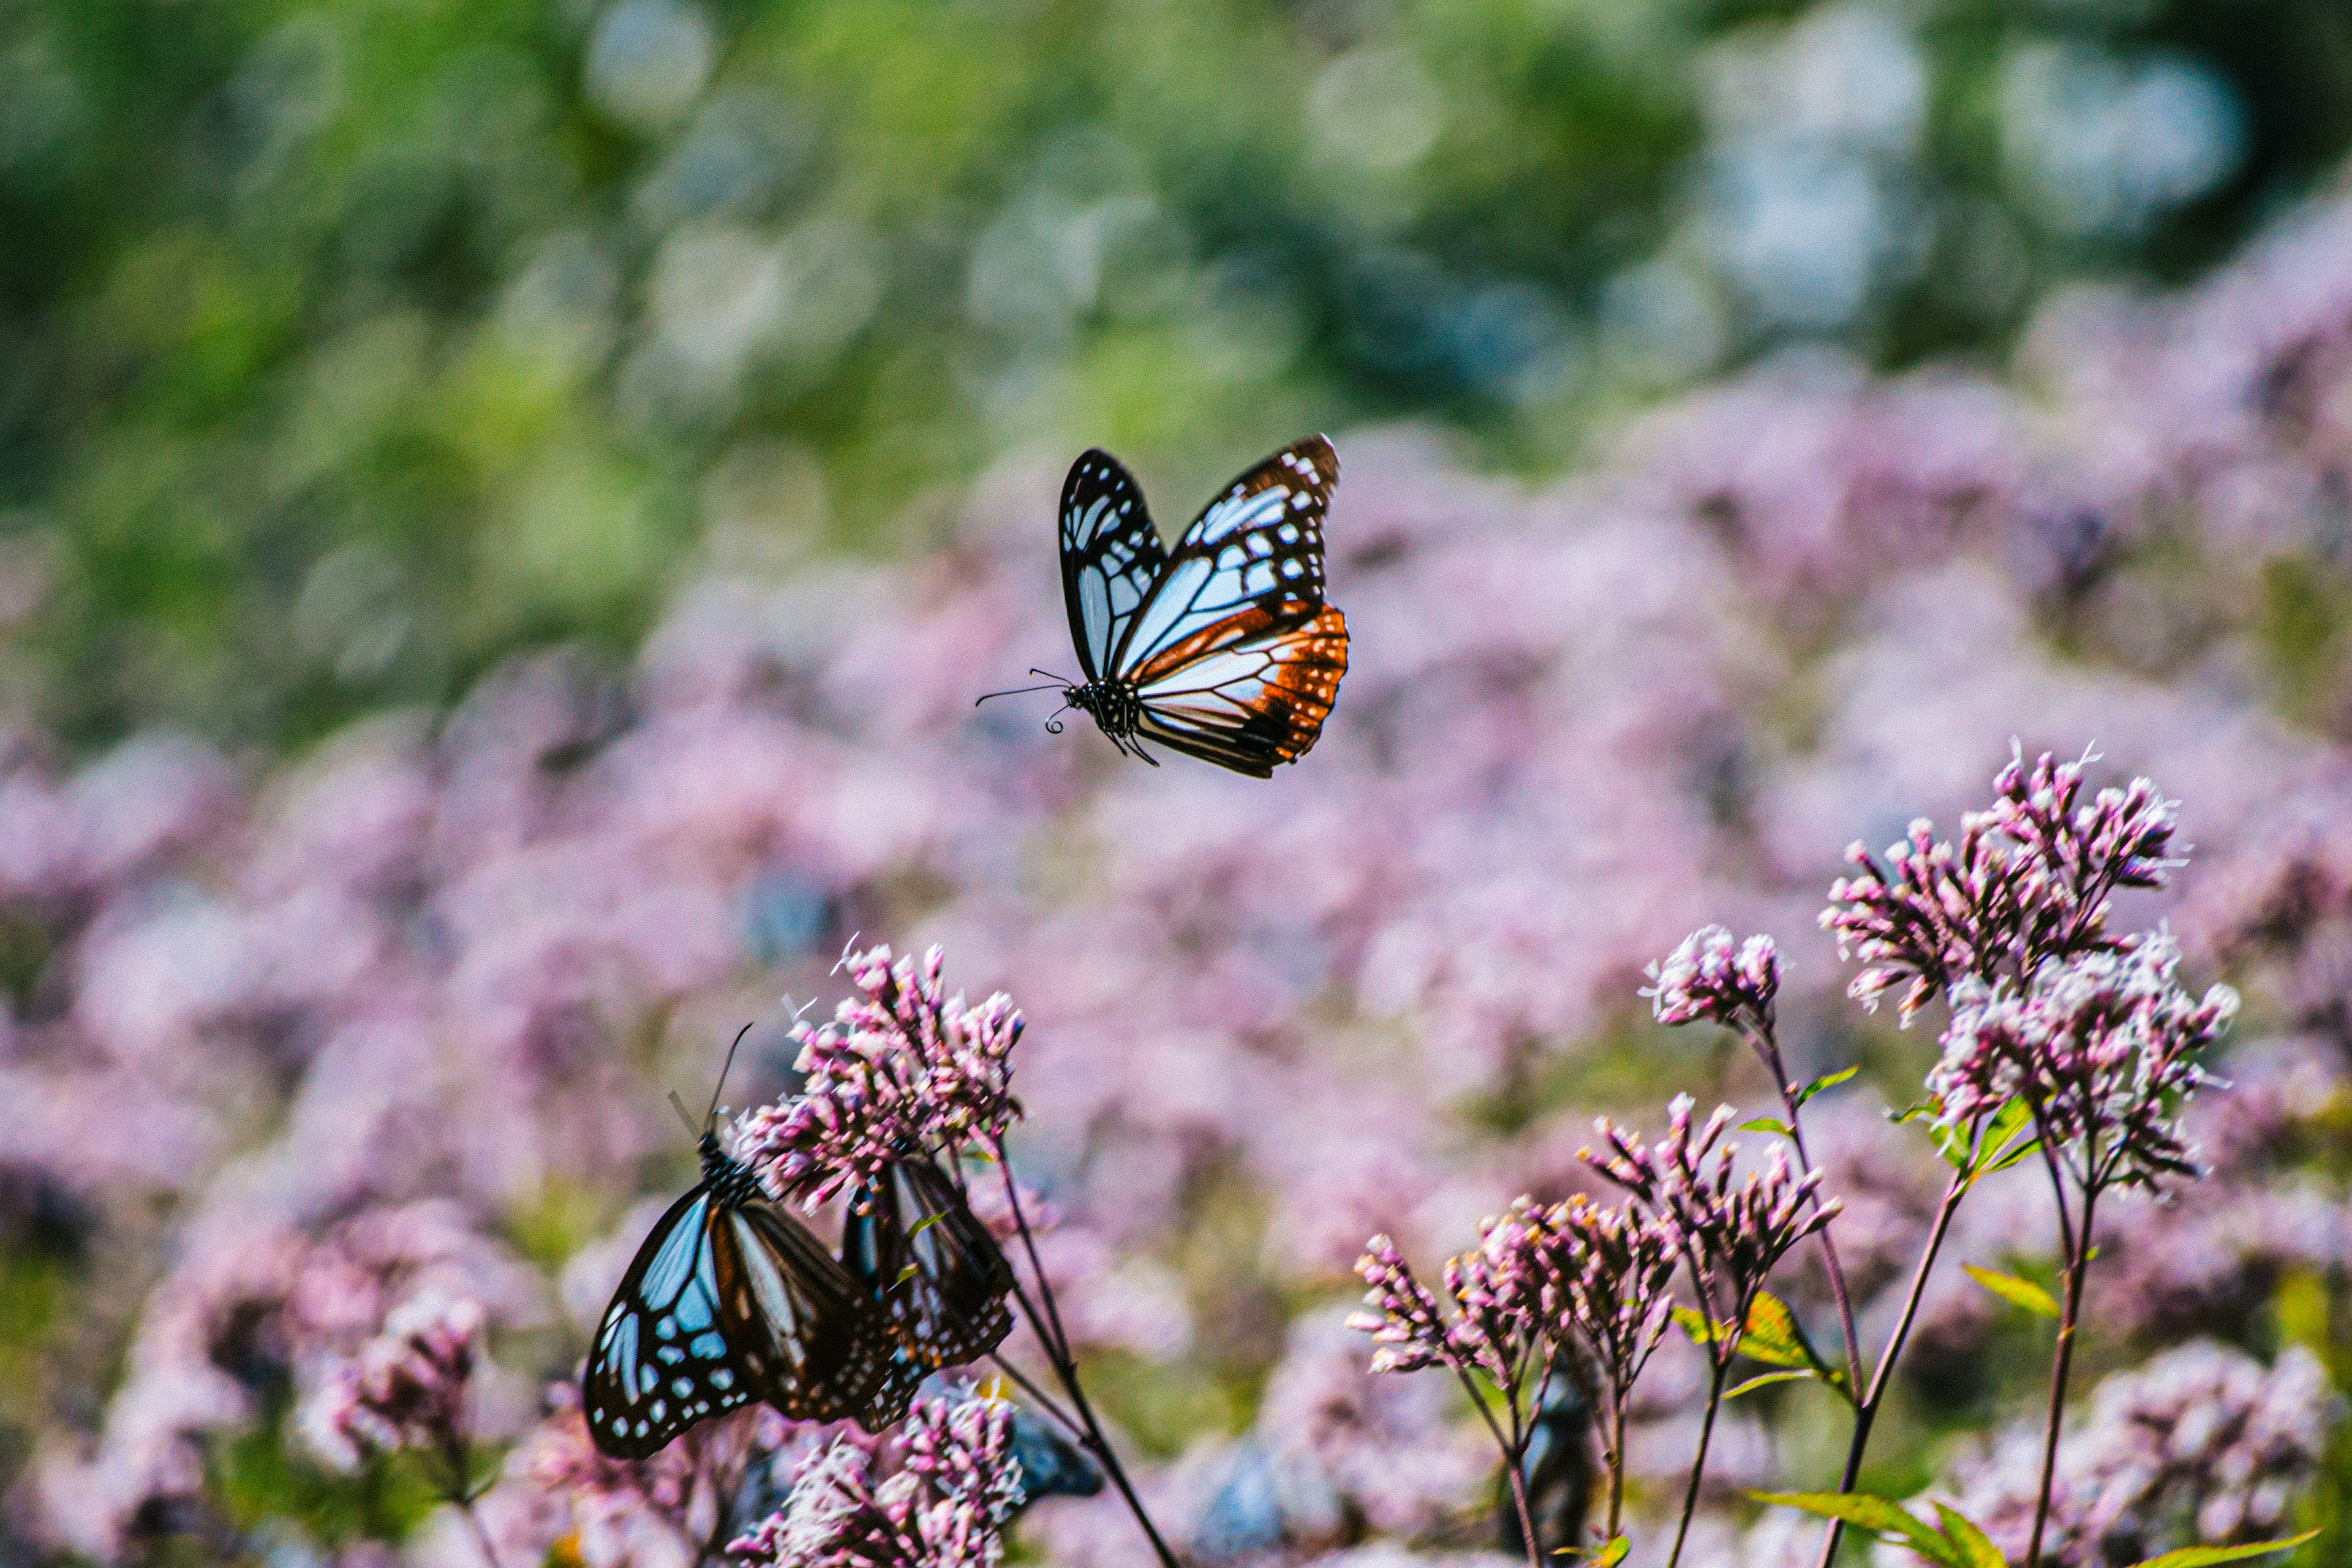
left=7, top=0, right=2352, bottom=1564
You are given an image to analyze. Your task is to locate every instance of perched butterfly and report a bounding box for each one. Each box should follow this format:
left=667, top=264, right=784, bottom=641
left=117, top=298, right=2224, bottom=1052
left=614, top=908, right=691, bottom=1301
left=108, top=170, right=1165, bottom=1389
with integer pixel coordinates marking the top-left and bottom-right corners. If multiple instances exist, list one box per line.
left=842, top=1156, right=1016, bottom=1372
left=582, top=1037, right=907, bottom=1457
left=984, top=437, right=1349, bottom=777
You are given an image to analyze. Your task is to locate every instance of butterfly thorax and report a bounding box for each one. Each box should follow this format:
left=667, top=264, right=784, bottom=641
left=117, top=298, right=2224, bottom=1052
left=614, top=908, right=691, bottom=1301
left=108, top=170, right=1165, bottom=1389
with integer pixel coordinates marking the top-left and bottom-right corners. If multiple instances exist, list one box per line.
left=698, top=1133, right=767, bottom=1208
left=1066, top=680, right=1142, bottom=739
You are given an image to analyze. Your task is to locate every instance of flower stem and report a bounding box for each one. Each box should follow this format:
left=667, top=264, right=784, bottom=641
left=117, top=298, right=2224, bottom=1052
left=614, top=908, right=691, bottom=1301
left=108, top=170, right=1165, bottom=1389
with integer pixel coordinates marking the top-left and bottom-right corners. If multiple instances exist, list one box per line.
left=1667, top=1356, right=1730, bottom=1568
left=995, top=1149, right=1183, bottom=1568
left=437, top=1434, right=505, bottom=1568
left=2025, top=1183, right=2097, bottom=1568
left=1453, top=1365, right=1540, bottom=1568
left=1604, top=1400, right=1628, bottom=1543
left=1811, top=1166, right=1970, bottom=1568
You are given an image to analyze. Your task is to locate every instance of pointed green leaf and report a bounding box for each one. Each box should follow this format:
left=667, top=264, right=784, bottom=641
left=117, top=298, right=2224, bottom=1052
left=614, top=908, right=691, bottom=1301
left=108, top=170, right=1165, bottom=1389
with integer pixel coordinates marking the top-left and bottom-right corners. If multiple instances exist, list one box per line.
left=1797, top=1066, right=1860, bottom=1107
left=1673, top=1306, right=1728, bottom=1346
left=2127, top=1531, right=2318, bottom=1568
left=1931, top=1504, right=2005, bottom=1568
left=1963, top=1264, right=2060, bottom=1318
left=1978, top=1136, right=2043, bottom=1178
left=1751, top=1493, right=1963, bottom=1568
left=1738, top=1292, right=1855, bottom=1403
left=1565, top=1536, right=1629, bottom=1566
left=906, top=1212, right=946, bottom=1238
left=1740, top=1117, right=1796, bottom=1136
left=1725, top=1369, right=1814, bottom=1399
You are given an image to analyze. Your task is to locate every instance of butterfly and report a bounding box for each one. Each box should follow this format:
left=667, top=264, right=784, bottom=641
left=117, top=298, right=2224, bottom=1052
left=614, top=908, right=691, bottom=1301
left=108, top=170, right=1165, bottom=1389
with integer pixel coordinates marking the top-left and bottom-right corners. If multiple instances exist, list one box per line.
left=582, top=1038, right=909, bottom=1458
left=842, top=1156, right=1016, bottom=1371
left=984, top=437, right=1349, bottom=777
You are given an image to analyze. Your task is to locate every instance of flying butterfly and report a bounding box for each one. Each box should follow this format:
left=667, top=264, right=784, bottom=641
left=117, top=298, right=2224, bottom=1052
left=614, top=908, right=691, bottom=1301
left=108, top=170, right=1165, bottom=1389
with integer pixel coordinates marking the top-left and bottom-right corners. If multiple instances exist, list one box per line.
left=842, top=1155, right=1016, bottom=1373
left=582, top=1030, right=908, bottom=1457
left=981, top=437, right=1349, bottom=777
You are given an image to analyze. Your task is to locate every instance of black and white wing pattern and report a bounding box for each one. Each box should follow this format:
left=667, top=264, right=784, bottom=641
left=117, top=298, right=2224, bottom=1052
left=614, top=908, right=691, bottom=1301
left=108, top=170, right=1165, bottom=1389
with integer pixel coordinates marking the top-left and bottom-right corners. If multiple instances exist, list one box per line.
left=1060, top=449, right=1168, bottom=684
left=709, top=1192, right=907, bottom=1425
left=582, top=1188, right=753, bottom=1458
left=844, top=1158, right=1016, bottom=1371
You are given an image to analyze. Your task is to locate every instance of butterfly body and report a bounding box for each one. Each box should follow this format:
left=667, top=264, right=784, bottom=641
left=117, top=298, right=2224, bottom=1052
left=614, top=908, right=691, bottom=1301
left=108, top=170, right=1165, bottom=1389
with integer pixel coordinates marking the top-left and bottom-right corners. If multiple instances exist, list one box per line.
left=583, top=1131, right=905, bottom=1457
left=1041, top=437, right=1349, bottom=777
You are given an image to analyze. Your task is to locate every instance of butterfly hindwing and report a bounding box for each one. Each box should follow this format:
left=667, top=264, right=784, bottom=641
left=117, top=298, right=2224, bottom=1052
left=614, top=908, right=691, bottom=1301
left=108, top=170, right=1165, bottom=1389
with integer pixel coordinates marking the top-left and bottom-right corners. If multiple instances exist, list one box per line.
left=1060, top=449, right=1167, bottom=684
left=583, top=1188, right=756, bottom=1459
left=1134, top=604, right=1349, bottom=777
left=709, top=1193, right=906, bottom=1425
left=846, top=1159, right=1016, bottom=1371
left=1109, top=435, right=1338, bottom=681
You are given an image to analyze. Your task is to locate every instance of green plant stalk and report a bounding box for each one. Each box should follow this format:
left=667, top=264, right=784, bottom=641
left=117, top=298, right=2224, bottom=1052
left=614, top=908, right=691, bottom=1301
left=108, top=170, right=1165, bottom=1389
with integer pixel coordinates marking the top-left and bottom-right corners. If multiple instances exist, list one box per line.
left=2026, top=1182, right=2097, bottom=1568
left=1667, top=1355, right=1732, bottom=1568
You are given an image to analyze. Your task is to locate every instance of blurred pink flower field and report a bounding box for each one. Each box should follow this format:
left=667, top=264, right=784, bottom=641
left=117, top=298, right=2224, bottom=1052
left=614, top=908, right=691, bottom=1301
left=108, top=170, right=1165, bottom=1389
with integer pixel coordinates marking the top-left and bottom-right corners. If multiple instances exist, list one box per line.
left=12, top=175, right=2352, bottom=1568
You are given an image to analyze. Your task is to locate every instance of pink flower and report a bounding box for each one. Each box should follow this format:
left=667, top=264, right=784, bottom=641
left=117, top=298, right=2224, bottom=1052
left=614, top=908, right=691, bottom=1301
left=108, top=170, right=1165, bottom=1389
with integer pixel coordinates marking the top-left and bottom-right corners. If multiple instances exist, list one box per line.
left=1642, top=926, right=1781, bottom=1028
left=729, top=1391, right=1023, bottom=1568
left=1927, top=936, right=2237, bottom=1193
left=299, top=1293, right=484, bottom=1472
left=734, top=945, right=1025, bottom=1205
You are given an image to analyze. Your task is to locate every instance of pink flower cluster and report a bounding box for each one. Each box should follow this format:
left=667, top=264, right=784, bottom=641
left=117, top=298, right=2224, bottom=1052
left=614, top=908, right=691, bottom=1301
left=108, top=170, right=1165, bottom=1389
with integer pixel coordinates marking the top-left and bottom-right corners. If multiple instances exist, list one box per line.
left=299, top=1293, right=484, bottom=1472
left=1585, top=1096, right=1838, bottom=1322
left=1915, top=1341, right=2338, bottom=1567
left=1822, top=747, right=2180, bottom=1022
left=734, top=945, right=1024, bottom=1204
left=729, top=1392, right=1023, bottom=1568
left=1640, top=926, right=1781, bottom=1029
left=1928, top=937, right=2238, bottom=1189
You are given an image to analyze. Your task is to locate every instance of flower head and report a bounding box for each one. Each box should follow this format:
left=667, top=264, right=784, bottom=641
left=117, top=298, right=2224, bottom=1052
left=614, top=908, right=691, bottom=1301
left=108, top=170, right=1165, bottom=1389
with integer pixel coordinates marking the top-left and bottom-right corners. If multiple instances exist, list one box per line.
left=1927, top=935, right=2237, bottom=1193
left=1584, top=1096, right=1837, bottom=1341
left=729, top=1390, right=1024, bottom=1568
left=1642, top=926, right=1781, bottom=1028
left=734, top=945, right=1025, bottom=1205
left=1822, top=746, right=2183, bottom=1025
left=1346, top=1234, right=1455, bottom=1378
left=1546, top=1196, right=1680, bottom=1407
left=1349, top=1202, right=1558, bottom=1392
left=299, top=1292, right=483, bottom=1471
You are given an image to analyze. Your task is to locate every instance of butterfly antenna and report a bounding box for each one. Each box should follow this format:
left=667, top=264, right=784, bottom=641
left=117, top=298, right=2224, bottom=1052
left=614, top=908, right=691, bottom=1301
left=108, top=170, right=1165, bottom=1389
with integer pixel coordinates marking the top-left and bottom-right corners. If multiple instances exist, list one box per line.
left=703, top=1020, right=756, bottom=1129
left=973, top=680, right=1065, bottom=707
left=668, top=1090, right=701, bottom=1139
left=1042, top=702, right=1071, bottom=736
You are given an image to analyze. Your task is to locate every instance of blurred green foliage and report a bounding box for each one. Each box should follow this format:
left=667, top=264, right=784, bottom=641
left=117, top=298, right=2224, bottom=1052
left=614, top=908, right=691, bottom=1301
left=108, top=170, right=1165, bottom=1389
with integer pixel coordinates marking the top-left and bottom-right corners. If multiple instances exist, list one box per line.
left=1, top=0, right=2348, bottom=752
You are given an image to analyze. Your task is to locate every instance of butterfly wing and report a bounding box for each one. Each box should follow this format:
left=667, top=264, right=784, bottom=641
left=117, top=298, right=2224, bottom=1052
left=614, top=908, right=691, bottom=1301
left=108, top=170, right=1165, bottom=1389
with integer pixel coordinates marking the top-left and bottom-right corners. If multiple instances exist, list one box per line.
left=1133, top=605, right=1349, bottom=777
left=1106, top=435, right=1337, bottom=682
left=584, top=1188, right=756, bottom=1458
left=846, top=1159, right=1016, bottom=1370
left=708, top=1193, right=907, bottom=1426
left=1060, top=449, right=1168, bottom=685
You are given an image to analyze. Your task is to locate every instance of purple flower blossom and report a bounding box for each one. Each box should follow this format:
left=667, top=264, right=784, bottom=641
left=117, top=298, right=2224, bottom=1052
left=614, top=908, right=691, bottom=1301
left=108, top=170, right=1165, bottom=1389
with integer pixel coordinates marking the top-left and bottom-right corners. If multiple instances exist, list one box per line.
left=1642, top=927, right=1781, bottom=1028
left=518, top=1385, right=799, bottom=1565
left=729, top=1391, right=1023, bottom=1568
left=1547, top=1196, right=1680, bottom=1410
left=1928, top=937, right=2238, bottom=1192
left=1347, top=1235, right=1455, bottom=1378
left=1913, top=1341, right=2339, bottom=1567
left=298, top=1292, right=483, bottom=1478
left=1585, top=1096, right=1838, bottom=1341
left=1822, top=747, right=2183, bottom=1024
left=734, top=945, right=1025, bottom=1205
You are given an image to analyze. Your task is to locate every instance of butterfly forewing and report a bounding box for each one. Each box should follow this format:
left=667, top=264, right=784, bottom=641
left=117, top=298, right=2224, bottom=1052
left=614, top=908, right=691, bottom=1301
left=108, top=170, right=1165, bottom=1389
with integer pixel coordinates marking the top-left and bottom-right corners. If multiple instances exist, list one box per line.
left=847, top=1159, right=1016, bottom=1370
left=709, top=1195, right=906, bottom=1424
left=1060, top=450, right=1167, bottom=684
left=584, top=1189, right=757, bottom=1458
left=1108, top=436, right=1338, bottom=679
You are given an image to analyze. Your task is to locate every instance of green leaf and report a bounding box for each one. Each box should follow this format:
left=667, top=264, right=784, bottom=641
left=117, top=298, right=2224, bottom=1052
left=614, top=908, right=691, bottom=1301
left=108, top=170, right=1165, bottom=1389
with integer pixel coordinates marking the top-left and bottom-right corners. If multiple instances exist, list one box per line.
left=907, top=1212, right=946, bottom=1238
left=1931, top=1504, right=2006, bottom=1568
left=1738, top=1292, right=1855, bottom=1403
left=1562, top=1536, right=1629, bottom=1566
left=1978, top=1136, right=2043, bottom=1178
left=1673, top=1306, right=1728, bottom=1346
left=1963, top=1264, right=2060, bottom=1318
left=1725, top=1369, right=1814, bottom=1398
left=1751, top=1493, right=1962, bottom=1568
left=1796, top=1066, right=1860, bottom=1107
left=2127, top=1531, right=2319, bottom=1568
left=1740, top=1117, right=1795, bottom=1136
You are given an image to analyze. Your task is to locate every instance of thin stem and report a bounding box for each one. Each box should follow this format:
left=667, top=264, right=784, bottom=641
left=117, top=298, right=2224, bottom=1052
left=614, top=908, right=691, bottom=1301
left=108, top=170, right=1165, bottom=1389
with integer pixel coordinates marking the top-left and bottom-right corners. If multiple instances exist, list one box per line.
left=437, top=1433, right=505, bottom=1568
left=1811, top=1165, right=1971, bottom=1568
left=1667, top=1355, right=1730, bottom=1568
left=1453, top=1364, right=1540, bottom=1568
left=986, top=1349, right=1084, bottom=1439
left=2025, top=1183, right=2098, bottom=1568
left=993, top=1149, right=1182, bottom=1568
left=1604, top=1397, right=1628, bottom=1542
left=1746, top=1016, right=1863, bottom=1393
